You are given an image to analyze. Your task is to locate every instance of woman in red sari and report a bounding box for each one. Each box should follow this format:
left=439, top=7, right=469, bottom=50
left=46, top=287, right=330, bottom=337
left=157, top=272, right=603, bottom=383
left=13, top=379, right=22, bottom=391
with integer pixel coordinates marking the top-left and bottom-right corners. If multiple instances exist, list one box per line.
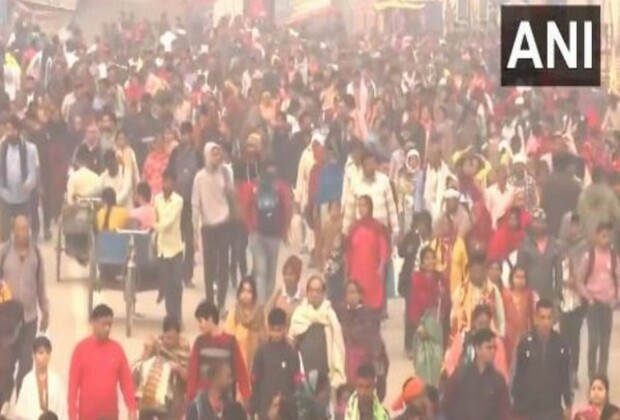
left=487, top=205, right=532, bottom=262
left=346, top=195, right=390, bottom=312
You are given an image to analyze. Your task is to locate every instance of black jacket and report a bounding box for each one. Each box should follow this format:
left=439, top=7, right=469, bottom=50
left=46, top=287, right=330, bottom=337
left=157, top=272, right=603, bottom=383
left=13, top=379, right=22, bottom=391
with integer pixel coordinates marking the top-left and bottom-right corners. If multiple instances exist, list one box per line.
left=511, top=330, right=573, bottom=416
left=443, top=362, right=510, bottom=420
left=251, top=340, right=301, bottom=418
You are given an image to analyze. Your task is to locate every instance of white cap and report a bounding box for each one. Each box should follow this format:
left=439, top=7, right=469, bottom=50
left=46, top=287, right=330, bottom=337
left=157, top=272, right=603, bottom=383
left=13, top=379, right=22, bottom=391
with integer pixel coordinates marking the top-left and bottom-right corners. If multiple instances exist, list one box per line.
left=312, top=129, right=327, bottom=146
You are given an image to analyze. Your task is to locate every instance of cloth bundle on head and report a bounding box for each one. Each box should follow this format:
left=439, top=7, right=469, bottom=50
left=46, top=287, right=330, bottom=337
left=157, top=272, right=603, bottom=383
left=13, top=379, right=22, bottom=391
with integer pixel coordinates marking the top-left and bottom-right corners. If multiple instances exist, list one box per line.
left=391, top=376, right=425, bottom=411
left=512, top=153, right=527, bottom=165
left=443, top=188, right=460, bottom=201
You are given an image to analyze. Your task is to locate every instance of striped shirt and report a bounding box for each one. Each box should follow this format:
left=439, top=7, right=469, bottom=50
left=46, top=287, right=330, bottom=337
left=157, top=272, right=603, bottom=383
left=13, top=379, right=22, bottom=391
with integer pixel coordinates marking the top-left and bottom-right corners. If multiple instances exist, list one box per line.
left=342, top=172, right=399, bottom=236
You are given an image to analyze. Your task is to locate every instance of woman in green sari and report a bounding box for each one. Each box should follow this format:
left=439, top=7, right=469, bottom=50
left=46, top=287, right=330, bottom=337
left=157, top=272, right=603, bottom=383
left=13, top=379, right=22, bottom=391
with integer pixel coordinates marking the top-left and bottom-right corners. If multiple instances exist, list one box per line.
left=407, top=247, right=450, bottom=386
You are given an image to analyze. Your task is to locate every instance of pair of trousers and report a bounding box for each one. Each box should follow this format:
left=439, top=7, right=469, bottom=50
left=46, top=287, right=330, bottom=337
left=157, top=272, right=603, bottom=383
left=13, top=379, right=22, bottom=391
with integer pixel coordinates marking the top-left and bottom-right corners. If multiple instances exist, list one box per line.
left=230, top=221, right=248, bottom=285
left=404, top=303, right=414, bottom=352
left=559, top=305, right=585, bottom=376
left=586, top=300, right=613, bottom=379
left=248, top=232, right=281, bottom=303
left=0, top=200, right=30, bottom=241
left=12, top=319, right=37, bottom=399
left=201, top=222, right=233, bottom=309
left=180, top=200, right=194, bottom=283
left=30, top=190, right=52, bottom=239
left=159, top=252, right=183, bottom=322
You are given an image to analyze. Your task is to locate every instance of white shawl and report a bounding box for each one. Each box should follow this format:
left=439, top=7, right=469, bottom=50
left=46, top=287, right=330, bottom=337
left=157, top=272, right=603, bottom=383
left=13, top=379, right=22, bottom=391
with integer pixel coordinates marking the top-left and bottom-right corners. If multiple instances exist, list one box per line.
left=14, top=370, right=67, bottom=420
left=289, top=299, right=346, bottom=388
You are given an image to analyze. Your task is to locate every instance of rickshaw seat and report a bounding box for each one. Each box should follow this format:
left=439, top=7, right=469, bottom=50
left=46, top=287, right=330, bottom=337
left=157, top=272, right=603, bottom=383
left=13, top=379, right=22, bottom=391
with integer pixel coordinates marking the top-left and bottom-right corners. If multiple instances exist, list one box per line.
left=95, top=232, right=130, bottom=266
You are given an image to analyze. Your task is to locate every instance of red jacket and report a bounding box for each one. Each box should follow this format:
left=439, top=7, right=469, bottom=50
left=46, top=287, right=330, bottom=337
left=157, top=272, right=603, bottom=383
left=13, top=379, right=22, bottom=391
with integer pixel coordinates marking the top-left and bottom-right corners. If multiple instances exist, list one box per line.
left=245, top=179, right=293, bottom=238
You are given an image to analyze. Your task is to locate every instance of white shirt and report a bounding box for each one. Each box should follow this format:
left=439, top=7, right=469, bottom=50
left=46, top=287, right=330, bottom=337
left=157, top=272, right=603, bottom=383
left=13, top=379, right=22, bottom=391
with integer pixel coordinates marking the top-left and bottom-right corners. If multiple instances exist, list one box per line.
left=14, top=369, right=67, bottom=420
left=485, top=183, right=515, bottom=229
left=423, top=161, right=452, bottom=220
left=342, top=172, right=399, bottom=236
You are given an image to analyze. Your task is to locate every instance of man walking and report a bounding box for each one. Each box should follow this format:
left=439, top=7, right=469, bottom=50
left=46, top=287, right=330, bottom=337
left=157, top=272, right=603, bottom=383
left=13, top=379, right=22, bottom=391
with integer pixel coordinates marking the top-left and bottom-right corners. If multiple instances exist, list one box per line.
left=0, top=117, right=39, bottom=241
left=578, top=222, right=619, bottom=379
left=192, top=142, right=236, bottom=309
left=154, top=169, right=184, bottom=321
left=512, top=299, right=573, bottom=420
left=248, top=158, right=293, bottom=302
left=68, top=304, right=137, bottom=420
left=443, top=329, right=511, bottom=420
left=166, top=121, right=201, bottom=288
left=0, top=215, right=48, bottom=398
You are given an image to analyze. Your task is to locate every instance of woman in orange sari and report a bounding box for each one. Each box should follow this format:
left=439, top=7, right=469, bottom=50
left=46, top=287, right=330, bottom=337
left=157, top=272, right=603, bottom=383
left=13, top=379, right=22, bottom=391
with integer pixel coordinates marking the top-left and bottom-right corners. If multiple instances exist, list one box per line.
left=345, top=195, right=390, bottom=313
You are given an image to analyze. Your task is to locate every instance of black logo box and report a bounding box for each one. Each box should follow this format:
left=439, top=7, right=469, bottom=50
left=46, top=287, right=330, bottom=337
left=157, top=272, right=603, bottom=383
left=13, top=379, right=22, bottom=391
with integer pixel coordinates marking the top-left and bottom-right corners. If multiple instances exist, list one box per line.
left=501, top=5, right=601, bottom=87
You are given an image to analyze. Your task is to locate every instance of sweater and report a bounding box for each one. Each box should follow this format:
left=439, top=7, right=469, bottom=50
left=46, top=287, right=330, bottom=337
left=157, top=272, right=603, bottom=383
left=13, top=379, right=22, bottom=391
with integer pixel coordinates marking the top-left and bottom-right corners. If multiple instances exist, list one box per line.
left=186, top=332, right=250, bottom=402
left=68, top=336, right=136, bottom=420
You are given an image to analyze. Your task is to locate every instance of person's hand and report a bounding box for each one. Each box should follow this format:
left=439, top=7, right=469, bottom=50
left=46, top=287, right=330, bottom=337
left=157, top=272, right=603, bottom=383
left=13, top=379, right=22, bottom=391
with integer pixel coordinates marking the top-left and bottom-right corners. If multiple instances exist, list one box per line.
left=39, top=312, right=49, bottom=332
left=169, top=362, right=183, bottom=374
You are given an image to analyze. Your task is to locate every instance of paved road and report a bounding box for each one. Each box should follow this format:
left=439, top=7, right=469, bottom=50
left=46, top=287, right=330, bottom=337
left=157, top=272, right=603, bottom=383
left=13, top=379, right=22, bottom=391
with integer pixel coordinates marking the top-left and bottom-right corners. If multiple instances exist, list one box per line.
left=15, top=237, right=620, bottom=416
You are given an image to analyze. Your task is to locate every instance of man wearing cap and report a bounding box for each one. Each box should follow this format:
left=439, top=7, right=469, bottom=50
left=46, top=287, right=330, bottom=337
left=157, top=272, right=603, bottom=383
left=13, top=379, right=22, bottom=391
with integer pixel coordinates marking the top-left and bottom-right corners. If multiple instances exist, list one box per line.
left=516, top=208, right=563, bottom=304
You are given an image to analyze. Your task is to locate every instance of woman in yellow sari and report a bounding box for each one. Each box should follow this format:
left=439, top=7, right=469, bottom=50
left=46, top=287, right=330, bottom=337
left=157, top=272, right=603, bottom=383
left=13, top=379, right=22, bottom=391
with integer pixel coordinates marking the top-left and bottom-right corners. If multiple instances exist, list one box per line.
left=223, top=277, right=266, bottom=377
left=96, top=187, right=129, bottom=231
left=430, top=216, right=468, bottom=296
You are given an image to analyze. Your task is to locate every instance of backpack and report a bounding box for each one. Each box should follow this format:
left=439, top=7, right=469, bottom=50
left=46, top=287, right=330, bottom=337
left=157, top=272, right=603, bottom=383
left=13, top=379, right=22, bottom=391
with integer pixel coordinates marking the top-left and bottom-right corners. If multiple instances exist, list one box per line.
left=584, top=247, right=618, bottom=296
left=256, top=181, right=281, bottom=236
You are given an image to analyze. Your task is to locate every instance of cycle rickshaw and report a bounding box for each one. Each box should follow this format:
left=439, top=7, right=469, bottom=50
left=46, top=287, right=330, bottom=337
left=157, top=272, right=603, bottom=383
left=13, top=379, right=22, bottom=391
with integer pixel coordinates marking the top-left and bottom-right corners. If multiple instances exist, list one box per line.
left=55, top=197, right=101, bottom=283
left=90, top=227, right=160, bottom=337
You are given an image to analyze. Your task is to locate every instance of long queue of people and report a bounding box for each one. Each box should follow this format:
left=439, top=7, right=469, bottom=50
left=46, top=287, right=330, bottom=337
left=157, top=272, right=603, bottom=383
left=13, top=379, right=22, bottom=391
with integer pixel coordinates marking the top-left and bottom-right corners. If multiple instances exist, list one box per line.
left=0, top=5, right=620, bottom=420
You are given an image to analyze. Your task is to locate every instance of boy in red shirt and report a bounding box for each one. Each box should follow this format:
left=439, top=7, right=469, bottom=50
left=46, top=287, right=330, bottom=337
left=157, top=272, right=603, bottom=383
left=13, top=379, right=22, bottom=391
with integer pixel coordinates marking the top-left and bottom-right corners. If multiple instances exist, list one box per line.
left=186, top=301, right=250, bottom=403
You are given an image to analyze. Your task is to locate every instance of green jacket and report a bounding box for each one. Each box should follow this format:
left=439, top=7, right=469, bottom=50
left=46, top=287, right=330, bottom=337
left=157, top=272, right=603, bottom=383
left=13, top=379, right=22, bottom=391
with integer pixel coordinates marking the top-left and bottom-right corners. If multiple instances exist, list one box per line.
left=344, top=393, right=389, bottom=420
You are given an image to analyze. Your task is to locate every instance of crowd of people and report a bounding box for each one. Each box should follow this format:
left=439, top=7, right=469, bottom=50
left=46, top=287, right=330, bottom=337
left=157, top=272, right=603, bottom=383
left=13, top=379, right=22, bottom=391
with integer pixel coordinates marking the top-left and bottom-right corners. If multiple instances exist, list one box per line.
left=0, top=3, right=620, bottom=420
